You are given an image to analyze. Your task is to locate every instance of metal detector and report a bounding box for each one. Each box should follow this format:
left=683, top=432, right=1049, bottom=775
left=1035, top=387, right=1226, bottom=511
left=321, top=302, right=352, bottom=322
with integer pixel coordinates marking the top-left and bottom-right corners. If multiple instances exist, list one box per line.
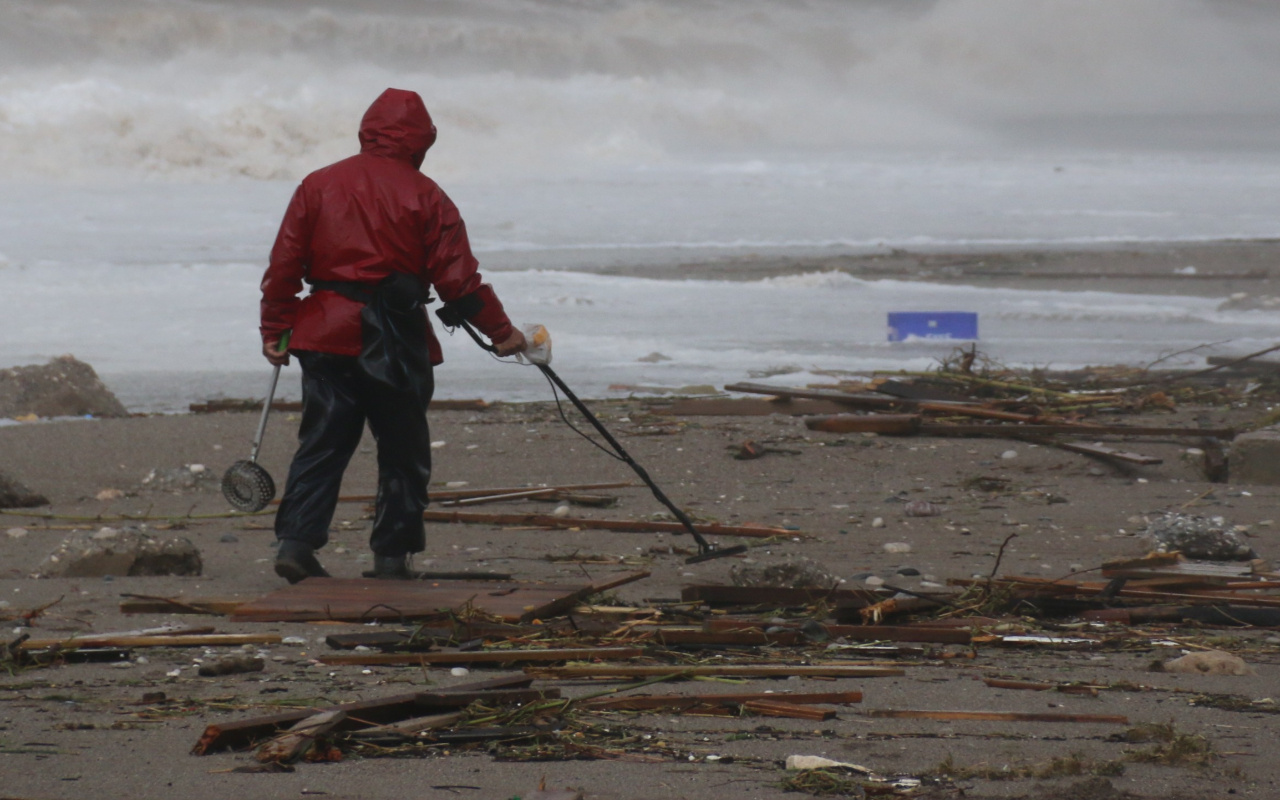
left=447, top=318, right=747, bottom=564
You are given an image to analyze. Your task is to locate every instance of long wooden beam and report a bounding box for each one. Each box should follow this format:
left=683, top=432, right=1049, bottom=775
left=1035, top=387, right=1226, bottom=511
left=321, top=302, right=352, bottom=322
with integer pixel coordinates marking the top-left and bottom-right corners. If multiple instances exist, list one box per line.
left=318, top=646, right=644, bottom=667
left=422, top=510, right=796, bottom=539
left=526, top=665, right=905, bottom=680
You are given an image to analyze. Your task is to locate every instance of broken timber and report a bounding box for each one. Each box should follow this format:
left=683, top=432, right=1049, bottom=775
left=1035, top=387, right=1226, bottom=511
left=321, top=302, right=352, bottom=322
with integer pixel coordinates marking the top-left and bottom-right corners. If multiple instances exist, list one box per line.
left=861, top=709, right=1128, bottom=724
left=193, top=674, right=537, bottom=754
left=578, top=690, right=862, bottom=712
left=525, top=665, right=905, bottom=680
left=230, top=572, right=648, bottom=624
left=803, top=414, right=1235, bottom=440
left=318, top=646, right=644, bottom=667
left=421, top=510, right=795, bottom=539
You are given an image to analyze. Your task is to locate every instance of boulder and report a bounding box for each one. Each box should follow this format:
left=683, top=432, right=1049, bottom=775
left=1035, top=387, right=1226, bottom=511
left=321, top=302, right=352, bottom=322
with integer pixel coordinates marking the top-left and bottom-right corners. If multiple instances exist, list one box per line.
left=0, top=470, right=48, bottom=508
left=0, top=355, right=128, bottom=418
left=39, top=529, right=202, bottom=578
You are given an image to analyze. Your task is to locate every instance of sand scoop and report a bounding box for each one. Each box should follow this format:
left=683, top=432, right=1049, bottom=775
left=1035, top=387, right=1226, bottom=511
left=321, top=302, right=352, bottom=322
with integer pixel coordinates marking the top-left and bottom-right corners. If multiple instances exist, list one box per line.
left=221, top=360, right=284, bottom=513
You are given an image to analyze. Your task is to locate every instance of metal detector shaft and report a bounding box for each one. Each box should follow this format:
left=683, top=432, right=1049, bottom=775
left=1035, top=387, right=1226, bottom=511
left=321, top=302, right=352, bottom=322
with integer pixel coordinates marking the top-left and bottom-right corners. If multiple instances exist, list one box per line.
left=450, top=319, right=738, bottom=559
left=249, top=364, right=282, bottom=463
left=532, top=362, right=715, bottom=553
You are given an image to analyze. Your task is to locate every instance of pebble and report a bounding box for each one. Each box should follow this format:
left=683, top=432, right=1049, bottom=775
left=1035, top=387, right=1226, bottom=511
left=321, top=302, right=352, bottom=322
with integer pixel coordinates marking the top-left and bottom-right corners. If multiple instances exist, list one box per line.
left=6, top=528, right=28, bottom=539
left=450, top=667, right=470, bottom=677
left=220, top=533, right=239, bottom=543
left=1000, top=450, right=1018, bottom=460
left=864, top=576, right=886, bottom=588
left=895, top=567, right=921, bottom=576
left=282, top=636, right=306, bottom=645
left=188, top=464, right=206, bottom=474
left=92, top=527, right=120, bottom=540
left=552, top=504, right=571, bottom=518
left=870, top=517, right=885, bottom=528
left=333, top=546, right=349, bottom=554
left=882, top=542, right=911, bottom=554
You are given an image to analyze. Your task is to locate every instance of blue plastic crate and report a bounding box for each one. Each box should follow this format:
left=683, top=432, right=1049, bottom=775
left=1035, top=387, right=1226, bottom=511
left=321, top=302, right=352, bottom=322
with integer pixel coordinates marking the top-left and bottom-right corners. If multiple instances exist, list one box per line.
left=887, top=312, right=978, bottom=342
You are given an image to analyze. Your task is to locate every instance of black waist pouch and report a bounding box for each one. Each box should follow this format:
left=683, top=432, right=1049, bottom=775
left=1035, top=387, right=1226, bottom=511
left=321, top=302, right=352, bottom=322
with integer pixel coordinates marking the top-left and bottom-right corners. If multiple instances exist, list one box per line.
left=311, top=273, right=432, bottom=400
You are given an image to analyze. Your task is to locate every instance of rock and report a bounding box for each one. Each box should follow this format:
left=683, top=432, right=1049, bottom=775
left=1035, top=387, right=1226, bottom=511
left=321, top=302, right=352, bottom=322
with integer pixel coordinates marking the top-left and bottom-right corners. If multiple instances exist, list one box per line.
left=38, top=530, right=202, bottom=578
left=895, top=567, right=921, bottom=576
left=1230, top=427, right=1280, bottom=485
left=882, top=542, right=911, bottom=554
left=95, top=488, right=125, bottom=501
left=1001, top=449, right=1018, bottom=460
left=1159, top=650, right=1255, bottom=676
left=0, top=355, right=128, bottom=418
left=902, top=500, right=943, bottom=517
left=870, top=517, right=885, bottom=528
left=198, top=654, right=265, bottom=677
left=1141, top=513, right=1257, bottom=561
left=0, top=470, right=48, bottom=508
left=731, top=558, right=838, bottom=589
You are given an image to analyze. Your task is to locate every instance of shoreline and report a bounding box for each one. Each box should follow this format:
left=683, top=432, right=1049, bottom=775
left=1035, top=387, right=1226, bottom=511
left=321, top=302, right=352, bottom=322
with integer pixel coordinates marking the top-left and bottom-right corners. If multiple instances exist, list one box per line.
left=486, top=238, right=1280, bottom=299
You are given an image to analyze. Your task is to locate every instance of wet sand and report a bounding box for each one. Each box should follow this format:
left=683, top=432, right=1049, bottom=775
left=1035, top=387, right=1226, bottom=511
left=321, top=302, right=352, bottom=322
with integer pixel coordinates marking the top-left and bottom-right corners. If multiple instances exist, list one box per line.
left=1, top=240, right=1279, bottom=799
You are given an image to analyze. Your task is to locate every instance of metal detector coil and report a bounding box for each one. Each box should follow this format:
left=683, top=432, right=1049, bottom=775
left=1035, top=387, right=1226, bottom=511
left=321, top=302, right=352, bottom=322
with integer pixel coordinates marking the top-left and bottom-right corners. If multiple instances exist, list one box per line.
left=222, top=459, right=276, bottom=513
left=221, top=355, right=285, bottom=513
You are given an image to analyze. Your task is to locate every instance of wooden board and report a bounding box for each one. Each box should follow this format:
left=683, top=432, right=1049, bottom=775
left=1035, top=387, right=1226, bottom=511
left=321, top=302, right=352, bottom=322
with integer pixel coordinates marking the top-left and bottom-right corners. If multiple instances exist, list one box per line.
left=229, top=578, right=594, bottom=624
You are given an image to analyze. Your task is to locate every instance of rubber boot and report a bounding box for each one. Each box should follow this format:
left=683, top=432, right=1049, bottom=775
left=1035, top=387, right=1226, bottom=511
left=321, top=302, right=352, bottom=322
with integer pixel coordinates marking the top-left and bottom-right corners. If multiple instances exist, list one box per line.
left=362, top=554, right=414, bottom=580
left=274, top=539, right=331, bottom=584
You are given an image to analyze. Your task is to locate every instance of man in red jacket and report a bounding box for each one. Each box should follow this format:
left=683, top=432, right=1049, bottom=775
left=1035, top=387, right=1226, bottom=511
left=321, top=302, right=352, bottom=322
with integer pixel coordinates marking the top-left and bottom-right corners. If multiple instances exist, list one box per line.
left=260, top=88, right=525, bottom=583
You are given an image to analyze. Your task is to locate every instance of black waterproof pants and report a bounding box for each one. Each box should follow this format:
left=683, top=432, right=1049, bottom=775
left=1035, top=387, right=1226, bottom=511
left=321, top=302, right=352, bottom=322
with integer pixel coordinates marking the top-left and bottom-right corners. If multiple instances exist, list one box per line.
left=275, top=350, right=434, bottom=557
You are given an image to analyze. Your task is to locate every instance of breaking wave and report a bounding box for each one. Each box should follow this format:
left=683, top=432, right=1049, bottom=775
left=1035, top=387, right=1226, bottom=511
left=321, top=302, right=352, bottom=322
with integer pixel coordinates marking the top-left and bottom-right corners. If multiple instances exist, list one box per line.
left=3, top=0, right=1279, bottom=181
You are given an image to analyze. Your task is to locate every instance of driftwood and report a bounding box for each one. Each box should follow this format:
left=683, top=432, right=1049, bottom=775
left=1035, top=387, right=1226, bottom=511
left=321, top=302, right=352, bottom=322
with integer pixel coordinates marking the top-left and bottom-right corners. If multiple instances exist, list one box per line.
left=422, top=510, right=796, bottom=539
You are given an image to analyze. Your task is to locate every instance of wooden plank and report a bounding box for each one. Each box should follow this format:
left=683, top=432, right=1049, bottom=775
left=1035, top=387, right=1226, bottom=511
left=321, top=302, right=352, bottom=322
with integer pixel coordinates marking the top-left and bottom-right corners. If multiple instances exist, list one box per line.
left=862, top=709, right=1128, bottom=724
left=229, top=578, right=595, bottom=624
left=23, top=633, right=280, bottom=650
left=802, top=419, right=1239, bottom=440
left=658, top=398, right=866, bottom=417
left=579, top=690, right=863, bottom=712
left=119, top=595, right=247, bottom=615
left=983, top=678, right=1100, bottom=696
left=422, top=510, right=795, bottom=539
left=318, top=646, right=644, bottom=667
left=705, top=619, right=971, bottom=644
left=193, top=674, right=533, bottom=754
left=918, top=423, right=1236, bottom=440
left=526, top=665, right=905, bottom=680
left=742, top=700, right=836, bottom=721
left=725, top=382, right=905, bottom=409
left=1049, top=440, right=1162, bottom=465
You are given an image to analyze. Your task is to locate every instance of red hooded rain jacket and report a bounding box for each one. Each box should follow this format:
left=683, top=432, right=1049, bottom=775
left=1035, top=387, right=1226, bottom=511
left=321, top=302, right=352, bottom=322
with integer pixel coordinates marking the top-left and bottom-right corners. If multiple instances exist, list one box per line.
left=260, top=88, right=513, bottom=365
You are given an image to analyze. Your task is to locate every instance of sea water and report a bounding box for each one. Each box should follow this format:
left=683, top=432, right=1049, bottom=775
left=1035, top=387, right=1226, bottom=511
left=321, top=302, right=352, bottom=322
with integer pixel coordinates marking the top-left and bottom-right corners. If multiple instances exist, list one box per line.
left=2, top=0, right=1279, bottom=411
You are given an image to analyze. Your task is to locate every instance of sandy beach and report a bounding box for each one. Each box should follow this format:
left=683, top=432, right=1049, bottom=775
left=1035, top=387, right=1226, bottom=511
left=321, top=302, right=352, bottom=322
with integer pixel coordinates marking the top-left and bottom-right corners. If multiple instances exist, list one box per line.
left=1, top=242, right=1278, bottom=799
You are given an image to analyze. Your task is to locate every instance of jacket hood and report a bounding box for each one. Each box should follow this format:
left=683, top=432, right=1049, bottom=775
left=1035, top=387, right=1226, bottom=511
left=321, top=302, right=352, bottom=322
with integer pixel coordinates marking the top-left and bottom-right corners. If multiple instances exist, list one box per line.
left=358, top=88, right=437, bottom=168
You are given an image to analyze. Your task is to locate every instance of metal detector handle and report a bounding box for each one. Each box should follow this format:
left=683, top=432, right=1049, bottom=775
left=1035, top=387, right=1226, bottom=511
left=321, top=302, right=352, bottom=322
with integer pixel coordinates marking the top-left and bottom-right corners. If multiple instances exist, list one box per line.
left=249, top=364, right=281, bottom=463
left=250, top=331, right=290, bottom=463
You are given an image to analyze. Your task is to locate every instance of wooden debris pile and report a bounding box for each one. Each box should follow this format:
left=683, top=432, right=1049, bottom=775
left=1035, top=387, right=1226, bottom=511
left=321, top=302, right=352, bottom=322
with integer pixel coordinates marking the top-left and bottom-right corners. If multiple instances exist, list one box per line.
left=951, top=551, right=1280, bottom=627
